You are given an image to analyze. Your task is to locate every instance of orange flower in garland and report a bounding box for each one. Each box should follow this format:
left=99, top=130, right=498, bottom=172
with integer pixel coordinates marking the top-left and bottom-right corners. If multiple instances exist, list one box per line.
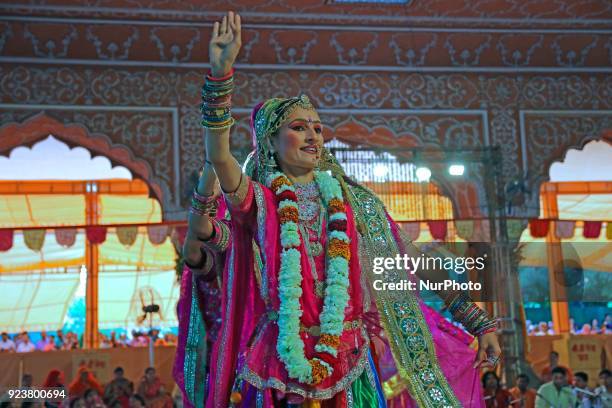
left=319, top=333, right=341, bottom=349
left=278, top=206, right=299, bottom=223
left=310, top=359, right=332, bottom=385
left=271, top=176, right=292, bottom=192
left=327, top=238, right=350, bottom=260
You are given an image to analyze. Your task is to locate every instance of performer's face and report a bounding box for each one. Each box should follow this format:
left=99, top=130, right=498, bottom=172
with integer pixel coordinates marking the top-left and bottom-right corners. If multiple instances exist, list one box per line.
left=273, top=107, right=324, bottom=175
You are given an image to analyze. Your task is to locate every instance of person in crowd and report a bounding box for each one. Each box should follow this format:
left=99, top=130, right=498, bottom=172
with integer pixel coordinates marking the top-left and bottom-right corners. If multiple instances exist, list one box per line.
left=99, top=334, right=113, bottom=349
left=42, top=335, right=56, bottom=351
left=42, top=369, right=64, bottom=387
left=573, top=371, right=595, bottom=408
left=161, top=334, right=176, bottom=346
left=604, top=314, right=612, bottom=333
left=103, top=367, right=133, bottom=408
left=116, top=334, right=128, bottom=348
left=147, top=329, right=166, bottom=347
left=569, top=318, right=577, bottom=334
left=535, top=367, right=576, bottom=408
left=83, top=389, right=105, bottom=408
left=128, top=395, right=145, bottom=408
left=130, top=332, right=148, bottom=348
left=42, top=369, right=65, bottom=408
left=591, top=319, right=600, bottom=334
left=136, top=368, right=172, bottom=408
left=109, top=332, right=118, bottom=348
left=540, top=351, right=573, bottom=383
left=16, top=333, right=35, bottom=353
left=68, top=367, right=104, bottom=398
left=61, top=332, right=78, bottom=350
left=534, top=322, right=554, bottom=336
left=483, top=371, right=513, bottom=407
left=0, top=332, right=15, bottom=352
left=580, top=323, right=593, bottom=335
left=55, top=330, right=64, bottom=349
left=509, top=374, right=536, bottom=408
left=35, top=331, right=50, bottom=351
left=595, top=369, right=612, bottom=407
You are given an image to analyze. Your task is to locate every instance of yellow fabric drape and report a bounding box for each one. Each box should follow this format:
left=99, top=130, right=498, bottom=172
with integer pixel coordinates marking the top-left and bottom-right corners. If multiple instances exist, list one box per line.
left=116, top=226, right=139, bottom=247
left=23, top=229, right=46, bottom=252
left=455, top=220, right=474, bottom=241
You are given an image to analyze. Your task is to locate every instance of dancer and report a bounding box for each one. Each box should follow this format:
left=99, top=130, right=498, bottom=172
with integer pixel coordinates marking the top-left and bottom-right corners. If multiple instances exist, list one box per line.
left=181, top=10, right=501, bottom=407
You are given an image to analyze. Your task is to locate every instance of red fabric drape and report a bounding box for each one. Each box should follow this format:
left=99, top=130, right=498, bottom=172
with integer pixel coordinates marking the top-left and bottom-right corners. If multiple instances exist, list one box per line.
left=529, top=219, right=549, bottom=238
left=427, top=220, right=447, bottom=240
left=86, top=226, right=107, bottom=244
left=55, top=228, right=77, bottom=247
left=400, top=222, right=421, bottom=241
left=583, top=221, right=602, bottom=238
left=0, top=229, right=14, bottom=251
left=147, top=225, right=169, bottom=245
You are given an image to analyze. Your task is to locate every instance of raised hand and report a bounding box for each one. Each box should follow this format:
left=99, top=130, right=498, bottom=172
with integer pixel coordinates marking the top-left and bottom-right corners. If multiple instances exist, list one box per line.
left=209, top=11, right=242, bottom=77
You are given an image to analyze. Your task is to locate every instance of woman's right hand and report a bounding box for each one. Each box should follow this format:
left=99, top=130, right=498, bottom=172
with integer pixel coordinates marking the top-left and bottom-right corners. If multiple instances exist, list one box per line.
left=209, top=11, right=242, bottom=77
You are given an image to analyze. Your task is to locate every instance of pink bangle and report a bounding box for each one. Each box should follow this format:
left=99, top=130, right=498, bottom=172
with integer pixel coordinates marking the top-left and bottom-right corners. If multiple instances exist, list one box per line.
left=207, top=68, right=235, bottom=82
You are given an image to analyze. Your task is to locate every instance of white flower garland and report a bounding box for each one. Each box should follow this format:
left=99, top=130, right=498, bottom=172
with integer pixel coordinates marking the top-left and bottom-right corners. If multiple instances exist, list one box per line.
left=267, top=170, right=350, bottom=384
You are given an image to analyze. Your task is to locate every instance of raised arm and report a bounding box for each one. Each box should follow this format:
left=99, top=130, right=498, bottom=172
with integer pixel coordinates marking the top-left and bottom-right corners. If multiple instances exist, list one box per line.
left=203, top=11, right=245, bottom=201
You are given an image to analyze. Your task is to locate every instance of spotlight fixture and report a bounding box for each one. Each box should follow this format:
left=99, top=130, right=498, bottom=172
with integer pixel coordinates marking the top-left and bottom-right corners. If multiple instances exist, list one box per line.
left=448, top=164, right=465, bottom=176
left=415, top=166, right=431, bottom=182
left=373, top=164, right=389, bottom=179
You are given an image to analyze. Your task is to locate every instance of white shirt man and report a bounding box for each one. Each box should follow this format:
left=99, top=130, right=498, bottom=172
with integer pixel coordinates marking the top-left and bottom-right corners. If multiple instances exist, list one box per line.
left=16, top=335, right=35, bottom=353
left=0, top=333, right=15, bottom=352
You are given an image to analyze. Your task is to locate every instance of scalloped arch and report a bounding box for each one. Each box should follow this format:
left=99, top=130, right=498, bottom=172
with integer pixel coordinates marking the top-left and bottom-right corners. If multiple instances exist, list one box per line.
left=0, top=112, right=164, bottom=203
left=539, top=128, right=612, bottom=186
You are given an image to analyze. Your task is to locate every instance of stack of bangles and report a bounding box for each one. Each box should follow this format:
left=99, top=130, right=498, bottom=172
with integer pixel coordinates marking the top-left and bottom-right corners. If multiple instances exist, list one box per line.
left=444, top=293, right=498, bottom=337
left=190, top=189, right=218, bottom=217
left=189, top=189, right=231, bottom=253
left=201, top=68, right=235, bottom=129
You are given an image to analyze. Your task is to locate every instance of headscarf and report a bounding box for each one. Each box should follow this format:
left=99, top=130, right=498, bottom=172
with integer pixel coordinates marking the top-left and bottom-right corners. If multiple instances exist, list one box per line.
left=68, top=367, right=104, bottom=397
left=43, top=369, right=64, bottom=388
left=244, top=95, right=340, bottom=185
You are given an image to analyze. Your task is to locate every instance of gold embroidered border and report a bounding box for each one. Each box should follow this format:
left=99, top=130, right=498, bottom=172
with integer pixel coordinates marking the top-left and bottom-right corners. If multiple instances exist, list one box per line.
left=239, top=327, right=370, bottom=400
left=346, top=183, right=460, bottom=408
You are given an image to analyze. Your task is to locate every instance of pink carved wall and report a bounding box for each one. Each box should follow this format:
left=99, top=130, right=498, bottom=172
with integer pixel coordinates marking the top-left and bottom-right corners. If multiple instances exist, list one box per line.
left=0, top=0, right=610, bottom=218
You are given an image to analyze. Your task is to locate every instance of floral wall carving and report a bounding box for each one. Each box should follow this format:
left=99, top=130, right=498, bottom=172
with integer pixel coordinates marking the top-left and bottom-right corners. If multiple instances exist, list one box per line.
left=0, top=0, right=610, bottom=218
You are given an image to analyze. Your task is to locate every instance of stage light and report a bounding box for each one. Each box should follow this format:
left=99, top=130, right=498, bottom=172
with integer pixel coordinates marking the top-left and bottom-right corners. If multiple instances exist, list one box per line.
left=415, top=166, right=431, bottom=182
left=373, top=164, right=389, bottom=178
left=448, top=164, right=465, bottom=176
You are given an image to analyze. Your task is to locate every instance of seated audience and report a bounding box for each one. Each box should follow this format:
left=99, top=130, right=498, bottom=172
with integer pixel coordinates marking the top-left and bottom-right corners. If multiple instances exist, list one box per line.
left=483, top=371, right=513, bottom=407
left=535, top=367, right=576, bottom=408
left=136, top=368, right=172, bottom=408
left=42, top=369, right=65, bottom=408
left=540, top=351, right=573, bottom=383
left=0, top=332, right=15, bottom=352
left=16, top=333, right=35, bottom=353
left=103, top=367, right=133, bottom=408
left=84, top=389, right=106, bottom=408
left=35, top=331, right=51, bottom=351
left=595, top=369, right=612, bottom=407
left=68, top=367, right=104, bottom=398
left=509, top=374, right=536, bottom=408
left=573, top=371, right=595, bottom=408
